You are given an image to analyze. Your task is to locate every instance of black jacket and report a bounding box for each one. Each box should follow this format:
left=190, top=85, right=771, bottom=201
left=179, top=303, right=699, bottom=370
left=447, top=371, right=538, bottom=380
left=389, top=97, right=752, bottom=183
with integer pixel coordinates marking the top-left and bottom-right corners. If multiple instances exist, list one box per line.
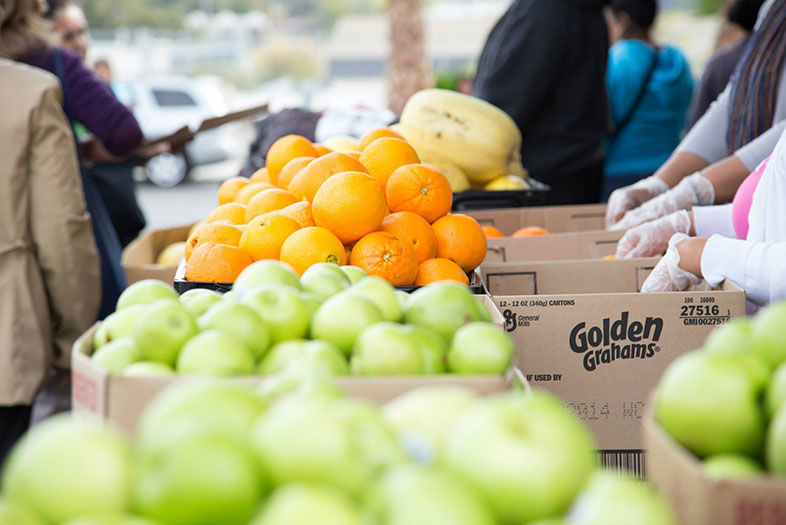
left=474, top=0, right=610, bottom=179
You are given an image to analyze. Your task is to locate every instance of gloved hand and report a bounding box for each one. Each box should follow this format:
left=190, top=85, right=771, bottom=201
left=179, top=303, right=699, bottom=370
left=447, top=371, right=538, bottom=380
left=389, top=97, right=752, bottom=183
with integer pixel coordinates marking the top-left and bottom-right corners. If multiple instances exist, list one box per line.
left=641, top=233, right=702, bottom=293
left=610, top=173, right=715, bottom=231
left=616, top=210, right=692, bottom=259
left=606, top=176, right=669, bottom=228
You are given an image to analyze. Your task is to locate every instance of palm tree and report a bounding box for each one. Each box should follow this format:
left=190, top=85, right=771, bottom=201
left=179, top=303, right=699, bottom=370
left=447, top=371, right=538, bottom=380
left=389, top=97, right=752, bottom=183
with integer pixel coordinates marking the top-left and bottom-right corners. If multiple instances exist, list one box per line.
left=388, top=0, right=431, bottom=115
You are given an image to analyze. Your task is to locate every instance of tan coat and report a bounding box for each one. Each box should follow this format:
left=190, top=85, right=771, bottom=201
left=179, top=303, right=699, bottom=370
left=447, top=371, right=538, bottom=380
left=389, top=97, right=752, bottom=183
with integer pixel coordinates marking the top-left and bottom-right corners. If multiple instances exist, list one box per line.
left=0, top=59, right=101, bottom=405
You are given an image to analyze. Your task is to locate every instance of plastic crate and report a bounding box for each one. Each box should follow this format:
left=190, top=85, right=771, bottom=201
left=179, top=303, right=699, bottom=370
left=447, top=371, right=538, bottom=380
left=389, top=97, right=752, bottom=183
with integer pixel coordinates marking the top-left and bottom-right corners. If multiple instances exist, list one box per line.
left=451, top=178, right=550, bottom=211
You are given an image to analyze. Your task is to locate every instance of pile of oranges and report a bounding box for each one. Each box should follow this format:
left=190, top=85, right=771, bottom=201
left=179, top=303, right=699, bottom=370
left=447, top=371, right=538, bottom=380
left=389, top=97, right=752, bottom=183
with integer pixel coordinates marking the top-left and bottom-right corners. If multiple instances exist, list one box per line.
left=184, top=129, right=487, bottom=286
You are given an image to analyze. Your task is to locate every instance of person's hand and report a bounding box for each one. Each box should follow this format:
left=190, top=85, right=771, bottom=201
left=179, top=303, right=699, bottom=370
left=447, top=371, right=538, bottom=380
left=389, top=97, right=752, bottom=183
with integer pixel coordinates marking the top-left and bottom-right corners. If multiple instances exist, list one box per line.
left=641, top=233, right=705, bottom=293
left=138, top=141, right=172, bottom=162
left=610, top=173, right=715, bottom=231
left=605, top=176, right=669, bottom=227
left=616, top=210, right=692, bottom=259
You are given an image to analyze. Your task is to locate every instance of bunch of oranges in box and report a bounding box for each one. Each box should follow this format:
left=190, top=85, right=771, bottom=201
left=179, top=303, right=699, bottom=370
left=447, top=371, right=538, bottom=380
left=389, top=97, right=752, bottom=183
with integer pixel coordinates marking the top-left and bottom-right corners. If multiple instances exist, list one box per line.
left=184, top=128, right=487, bottom=286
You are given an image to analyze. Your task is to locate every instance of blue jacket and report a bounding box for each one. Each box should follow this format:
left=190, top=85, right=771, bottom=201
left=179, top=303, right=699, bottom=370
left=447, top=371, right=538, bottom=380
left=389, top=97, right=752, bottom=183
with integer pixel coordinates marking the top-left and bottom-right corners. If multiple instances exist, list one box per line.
left=604, top=40, right=694, bottom=178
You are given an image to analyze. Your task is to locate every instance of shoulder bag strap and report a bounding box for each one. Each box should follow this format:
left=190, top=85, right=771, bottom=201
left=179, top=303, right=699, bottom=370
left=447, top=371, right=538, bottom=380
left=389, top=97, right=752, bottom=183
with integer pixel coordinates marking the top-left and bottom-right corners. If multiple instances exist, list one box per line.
left=611, top=46, right=660, bottom=138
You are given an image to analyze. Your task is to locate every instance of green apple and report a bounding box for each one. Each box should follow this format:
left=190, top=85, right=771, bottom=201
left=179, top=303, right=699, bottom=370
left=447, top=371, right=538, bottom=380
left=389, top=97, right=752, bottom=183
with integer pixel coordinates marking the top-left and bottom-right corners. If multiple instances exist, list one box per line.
left=351, top=322, right=424, bottom=375
left=121, top=361, right=174, bottom=376
left=367, top=464, right=495, bottom=525
left=443, top=392, right=595, bottom=523
left=348, top=276, right=402, bottom=322
left=654, top=351, right=765, bottom=458
left=751, top=301, right=786, bottom=369
left=311, top=293, right=383, bottom=355
left=250, top=397, right=405, bottom=494
left=116, top=279, right=178, bottom=310
left=767, top=363, right=786, bottom=418
left=767, top=403, right=786, bottom=475
left=198, top=301, right=270, bottom=360
left=404, top=282, right=482, bottom=340
left=94, top=306, right=146, bottom=349
left=133, top=299, right=197, bottom=365
left=407, top=326, right=447, bottom=374
left=91, top=338, right=141, bottom=376
left=527, top=519, right=567, bottom=525
left=383, top=385, right=476, bottom=462
left=448, top=322, right=513, bottom=374
left=0, top=499, right=45, bottom=525
left=133, top=432, right=263, bottom=525
left=250, top=484, right=363, bottom=525
left=703, top=319, right=769, bottom=391
left=176, top=330, right=255, bottom=377
left=570, top=473, right=676, bottom=525
left=341, top=265, right=367, bottom=284
left=242, top=286, right=310, bottom=343
left=702, top=454, right=763, bottom=480
left=1, top=415, right=131, bottom=524
left=137, top=381, right=266, bottom=453
left=395, top=290, right=410, bottom=310
left=472, top=297, right=493, bottom=323
left=178, top=288, right=222, bottom=317
left=300, top=264, right=350, bottom=300
left=259, top=340, right=347, bottom=376
left=256, top=368, right=345, bottom=405
left=299, top=292, right=322, bottom=322
left=234, top=260, right=301, bottom=294
left=63, top=516, right=160, bottom=525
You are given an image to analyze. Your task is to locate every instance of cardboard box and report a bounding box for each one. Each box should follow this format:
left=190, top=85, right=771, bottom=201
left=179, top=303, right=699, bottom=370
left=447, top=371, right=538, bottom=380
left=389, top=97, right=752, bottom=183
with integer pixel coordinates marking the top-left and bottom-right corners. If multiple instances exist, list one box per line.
left=480, top=259, right=747, bottom=477
left=121, top=224, right=192, bottom=285
left=72, top=297, right=523, bottom=435
left=466, top=204, right=607, bottom=236
left=644, top=413, right=786, bottom=524
left=485, top=229, right=624, bottom=263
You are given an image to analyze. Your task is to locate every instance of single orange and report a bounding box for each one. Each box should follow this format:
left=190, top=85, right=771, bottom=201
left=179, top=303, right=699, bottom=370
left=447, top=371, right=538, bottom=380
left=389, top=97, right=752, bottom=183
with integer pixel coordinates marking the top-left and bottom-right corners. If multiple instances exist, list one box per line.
left=380, top=211, right=437, bottom=264
left=249, top=167, right=271, bottom=184
left=350, top=232, right=419, bottom=286
left=287, top=152, right=369, bottom=202
left=357, top=127, right=404, bottom=151
left=280, top=226, right=347, bottom=275
left=239, top=214, right=301, bottom=261
left=275, top=201, right=315, bottom=227
left=313, top=144, right=333, bottom=156
left=277, top=156, right=315, bottom=190
left=234, top=182, right=276, bottom=205
left=431, top=214, right=487, bottom=272
left=512, top=226, right=550, bottom=238
left=266, top=135, right=319, bottom=186
left=481, top=225, right=504, bottom=238
left=414, top=258, right=470, bottom=286
left=386, top=163, right=453, bottom=223
left=185, top=242, right=252, bottom=283
left=185, top=220, right=242, bottom=261
left=245, top=188, right=299, bottom=222
left=217, top=177, right=249, bottom=205
left=359, top=137, right=420, bottom=189
left=312, top=171, right=388, bottom=244
left=204, top=203, right=247, bottom=225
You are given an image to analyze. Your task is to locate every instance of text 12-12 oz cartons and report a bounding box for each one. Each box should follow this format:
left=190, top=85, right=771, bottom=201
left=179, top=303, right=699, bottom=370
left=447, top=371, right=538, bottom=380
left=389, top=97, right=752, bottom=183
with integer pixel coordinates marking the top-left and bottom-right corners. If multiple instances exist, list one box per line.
left=481, top=258, right=746, bottom=478
left=644, top=411, right=786, bottom=525
left=466, top=203, right=606, bottom=236
left=72, top=297, right=525, bottom=436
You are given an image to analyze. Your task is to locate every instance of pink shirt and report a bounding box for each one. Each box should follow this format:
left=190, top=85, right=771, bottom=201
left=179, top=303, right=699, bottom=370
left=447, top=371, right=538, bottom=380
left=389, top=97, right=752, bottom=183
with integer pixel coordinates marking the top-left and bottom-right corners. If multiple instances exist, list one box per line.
left=732, top=156, right=770, bottom=240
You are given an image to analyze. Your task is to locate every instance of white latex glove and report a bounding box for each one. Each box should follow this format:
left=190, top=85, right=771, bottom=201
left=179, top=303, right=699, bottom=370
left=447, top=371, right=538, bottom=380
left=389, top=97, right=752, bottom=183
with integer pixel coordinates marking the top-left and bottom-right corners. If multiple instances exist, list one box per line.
left=605, top=176, right=669, bottom=228
left=641, top=233, right=702, bottom=293
left=616, top=210, right=692, bottom=259
left=610, top=173, right=715, bottom=231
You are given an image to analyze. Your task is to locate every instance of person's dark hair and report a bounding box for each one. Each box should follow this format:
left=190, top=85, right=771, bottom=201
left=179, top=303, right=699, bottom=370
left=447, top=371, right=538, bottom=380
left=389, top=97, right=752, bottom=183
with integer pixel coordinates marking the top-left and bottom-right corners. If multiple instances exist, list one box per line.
left=727, top=0, right=765, bottom=32
left=42, top=0, right=68, bottom=20
left=610, top=0, right=658, bottom=30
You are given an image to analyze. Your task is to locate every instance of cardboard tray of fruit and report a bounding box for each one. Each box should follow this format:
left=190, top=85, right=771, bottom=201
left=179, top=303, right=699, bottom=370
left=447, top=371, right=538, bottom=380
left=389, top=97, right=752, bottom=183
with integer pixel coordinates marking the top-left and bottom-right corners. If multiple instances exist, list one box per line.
left=172, top=261, right=485, bottom=295
left=452, top=178, right=550, bottom=211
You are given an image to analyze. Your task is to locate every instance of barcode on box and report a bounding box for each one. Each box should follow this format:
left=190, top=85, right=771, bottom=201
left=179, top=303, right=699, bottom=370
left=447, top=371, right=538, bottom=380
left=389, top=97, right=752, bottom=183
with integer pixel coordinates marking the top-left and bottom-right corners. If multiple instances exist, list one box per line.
left=596, top=449, right=646, bottom=479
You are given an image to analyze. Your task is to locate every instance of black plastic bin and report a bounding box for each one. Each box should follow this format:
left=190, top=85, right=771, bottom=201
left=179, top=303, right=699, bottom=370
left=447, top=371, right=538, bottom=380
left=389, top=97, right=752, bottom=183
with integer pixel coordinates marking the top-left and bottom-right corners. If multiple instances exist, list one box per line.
left=451, top=178, right=550, bottom=211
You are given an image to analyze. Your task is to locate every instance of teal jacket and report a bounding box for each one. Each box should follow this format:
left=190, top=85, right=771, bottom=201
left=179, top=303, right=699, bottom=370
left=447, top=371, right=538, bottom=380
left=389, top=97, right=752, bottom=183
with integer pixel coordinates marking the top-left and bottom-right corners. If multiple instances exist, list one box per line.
left=604, top=40, right=694, bottom=178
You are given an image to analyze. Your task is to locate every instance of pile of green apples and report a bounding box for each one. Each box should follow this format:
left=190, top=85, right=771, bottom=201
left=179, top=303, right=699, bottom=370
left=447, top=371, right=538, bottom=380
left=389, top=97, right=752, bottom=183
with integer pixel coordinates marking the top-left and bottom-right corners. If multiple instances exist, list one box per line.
left=655, top=300, right=786, bottom=479
left=0, top=373, right=676, bottom=524
left=91, top=260, right=515, bottom=377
